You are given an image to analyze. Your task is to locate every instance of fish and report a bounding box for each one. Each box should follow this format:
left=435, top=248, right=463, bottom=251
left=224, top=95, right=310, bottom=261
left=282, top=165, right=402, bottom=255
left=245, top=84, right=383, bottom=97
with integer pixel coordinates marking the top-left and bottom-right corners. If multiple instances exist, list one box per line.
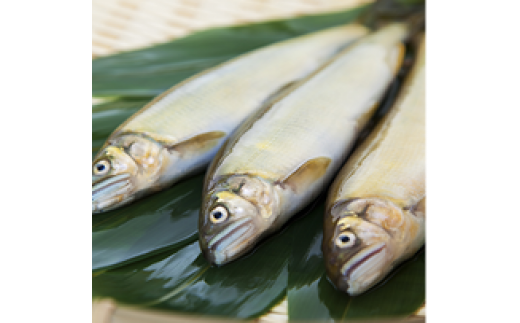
left=92, top=24, right=369, bottom=213
left=199, top=23, right=409, bottom=266
left=322, top=33, right=426, bottom=296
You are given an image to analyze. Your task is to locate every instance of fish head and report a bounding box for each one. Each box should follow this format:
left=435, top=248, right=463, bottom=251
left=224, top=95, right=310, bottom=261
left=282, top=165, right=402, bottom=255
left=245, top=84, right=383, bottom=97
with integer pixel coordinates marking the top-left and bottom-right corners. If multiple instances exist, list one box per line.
left=199, top=175, right=279, bottom=265
left=323, top=198, right=403, bottom=295
left=92, top=134, right=168, bottom=213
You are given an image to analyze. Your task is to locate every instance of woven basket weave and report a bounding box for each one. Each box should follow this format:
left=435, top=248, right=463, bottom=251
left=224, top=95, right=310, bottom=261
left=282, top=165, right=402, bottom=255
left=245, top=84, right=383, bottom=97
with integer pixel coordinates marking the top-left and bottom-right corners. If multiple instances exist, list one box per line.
left=92, top=1, right=425, bottom=322
left=92, top=0, right=372, bottom=57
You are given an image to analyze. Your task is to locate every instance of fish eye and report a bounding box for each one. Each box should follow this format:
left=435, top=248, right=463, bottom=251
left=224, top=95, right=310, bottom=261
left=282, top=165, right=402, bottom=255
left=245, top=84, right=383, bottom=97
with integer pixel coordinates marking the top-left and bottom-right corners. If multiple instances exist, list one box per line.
left=335, top=232, right=356, bottom=248
left=93, top=160, right=111, bottom=176
left=210, top=206, right=229, bottom=224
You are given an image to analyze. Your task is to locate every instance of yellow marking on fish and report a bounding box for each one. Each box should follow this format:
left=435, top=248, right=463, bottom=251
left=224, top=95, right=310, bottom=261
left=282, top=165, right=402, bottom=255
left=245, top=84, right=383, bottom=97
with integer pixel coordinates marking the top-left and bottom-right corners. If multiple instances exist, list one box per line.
left=216, top=191, right=238, bottom=201
left=255, top=142, right=273, bottom=150
left=337, top=218, right=351, bottom=230
left=407, top=221, right=419, bottom=241
left=344, top=211, right=357, bottom=217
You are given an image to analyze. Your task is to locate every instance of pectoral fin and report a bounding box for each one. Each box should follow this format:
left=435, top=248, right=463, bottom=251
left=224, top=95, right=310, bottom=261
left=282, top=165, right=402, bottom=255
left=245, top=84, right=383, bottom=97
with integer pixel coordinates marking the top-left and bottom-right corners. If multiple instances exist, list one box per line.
left=278, top=157, right=332, bottom=193
left=170, top=131, right=226, bottom=157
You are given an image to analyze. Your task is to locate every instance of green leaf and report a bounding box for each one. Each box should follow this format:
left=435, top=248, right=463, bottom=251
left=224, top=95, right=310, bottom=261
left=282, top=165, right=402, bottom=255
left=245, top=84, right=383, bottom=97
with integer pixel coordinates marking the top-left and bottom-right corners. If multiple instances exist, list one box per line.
left=92, top=187, right=320, bottom=319
left=92, top=174, right=203, bottom=272
left=93, top=218, right=293, bottom=318
left=92, top=5, right=369, bottom=98
left=154, top=228, right=290, bottom=318
left=287, top=200, right=425, bottom=321
left=92, top=242, right=207, bottom=301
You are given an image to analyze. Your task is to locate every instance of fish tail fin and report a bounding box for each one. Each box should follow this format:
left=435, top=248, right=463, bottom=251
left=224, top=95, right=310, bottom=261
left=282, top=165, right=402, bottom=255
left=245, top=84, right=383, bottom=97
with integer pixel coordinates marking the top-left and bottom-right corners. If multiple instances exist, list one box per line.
left=358, top=0, right=425, bottom=40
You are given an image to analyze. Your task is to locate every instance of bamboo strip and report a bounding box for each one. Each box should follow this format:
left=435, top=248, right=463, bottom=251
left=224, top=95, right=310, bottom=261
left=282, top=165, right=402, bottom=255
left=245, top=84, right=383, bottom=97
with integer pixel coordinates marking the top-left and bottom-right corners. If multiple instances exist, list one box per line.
left=92, top=0, right=372, bottom=57
left=92, top=298, right=425, bottom=323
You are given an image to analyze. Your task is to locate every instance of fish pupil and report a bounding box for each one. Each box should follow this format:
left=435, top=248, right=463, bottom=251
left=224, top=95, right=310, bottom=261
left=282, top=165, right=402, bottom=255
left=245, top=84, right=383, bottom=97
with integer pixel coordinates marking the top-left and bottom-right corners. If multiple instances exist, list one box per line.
left=213, top=211, right=223, bottom=220
left=341, top=235, right=350, bottom=243
left=96, top=164, right=105, bottom=172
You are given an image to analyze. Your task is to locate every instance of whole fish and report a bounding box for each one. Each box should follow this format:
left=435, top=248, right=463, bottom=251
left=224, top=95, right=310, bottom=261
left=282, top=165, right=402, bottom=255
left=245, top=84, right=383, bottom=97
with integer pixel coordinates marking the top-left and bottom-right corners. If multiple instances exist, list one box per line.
left=199, top=23, right=409, bottom=266
left=322, top=34, right=425, bottom=296
left=92, top=24, right=369, bottom=213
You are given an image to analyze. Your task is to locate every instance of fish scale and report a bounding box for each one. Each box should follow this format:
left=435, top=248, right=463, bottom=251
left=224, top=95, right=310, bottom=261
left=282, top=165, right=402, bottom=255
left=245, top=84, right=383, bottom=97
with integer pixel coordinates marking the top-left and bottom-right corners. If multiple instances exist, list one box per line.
left=214, top=25, right=407, bottom=183
left=200, top=23, right=411, bottom=266
left=330, top=40, right=425, bottom=207
left=116, top=24, right=369, bottom=145
left=323, top=34, right=425, bottom=296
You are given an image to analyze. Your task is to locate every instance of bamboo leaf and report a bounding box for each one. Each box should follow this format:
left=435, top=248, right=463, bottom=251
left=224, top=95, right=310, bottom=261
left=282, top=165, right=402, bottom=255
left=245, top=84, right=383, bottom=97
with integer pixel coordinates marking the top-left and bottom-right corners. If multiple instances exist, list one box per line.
left=92, top=5, right=369, bottom=98
left=92, top=174, right=203, bottom=272
left=92, top=242, right=207, bottom=301
left=93, top=217, right=295, bottom=318
left=92, top=186, right=322, bottom=319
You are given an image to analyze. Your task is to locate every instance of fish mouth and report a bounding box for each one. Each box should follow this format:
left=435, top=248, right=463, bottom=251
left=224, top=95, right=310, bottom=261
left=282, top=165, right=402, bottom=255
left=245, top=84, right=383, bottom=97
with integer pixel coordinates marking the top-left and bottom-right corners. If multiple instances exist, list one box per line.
left=92, top=174, right=133, bottom=213
left=338, top=242, right=387, bottom=294
left=203, top=217, right=256, bottom=265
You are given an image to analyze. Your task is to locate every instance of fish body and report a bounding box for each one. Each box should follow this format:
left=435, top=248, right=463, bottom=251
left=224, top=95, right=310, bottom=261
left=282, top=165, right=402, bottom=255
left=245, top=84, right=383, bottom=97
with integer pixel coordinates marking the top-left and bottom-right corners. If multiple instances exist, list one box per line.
left=199, top=24, right=409, bottom=266
left=92, top=24, right=369, bottom=213
left=323, top=34, right=426, bottom=296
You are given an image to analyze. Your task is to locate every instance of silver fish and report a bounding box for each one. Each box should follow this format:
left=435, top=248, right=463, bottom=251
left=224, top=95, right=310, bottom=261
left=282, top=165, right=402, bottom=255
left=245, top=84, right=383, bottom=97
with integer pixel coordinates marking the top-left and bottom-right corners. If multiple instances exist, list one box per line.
left=199, top=23, right=409, bottom=265
left=92, top=24, right=369, bottom=213
left=323, top=33, right=426, bottom=296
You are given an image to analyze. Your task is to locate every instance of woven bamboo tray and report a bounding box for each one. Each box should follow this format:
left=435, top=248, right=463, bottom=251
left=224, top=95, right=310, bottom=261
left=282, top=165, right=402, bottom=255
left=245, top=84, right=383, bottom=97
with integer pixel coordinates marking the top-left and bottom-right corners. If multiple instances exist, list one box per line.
left=92, top=1, right=425, bottom=322
left=93, top=0, right=372, bottom=57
